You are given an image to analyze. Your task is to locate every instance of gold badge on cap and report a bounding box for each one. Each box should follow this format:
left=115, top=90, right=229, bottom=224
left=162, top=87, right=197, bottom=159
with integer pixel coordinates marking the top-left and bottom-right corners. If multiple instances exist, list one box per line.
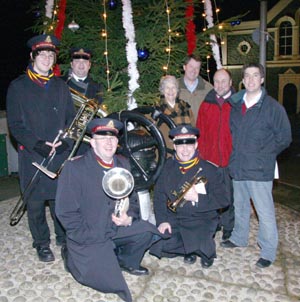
left=45, top=35, right=52, bottom=43
left=79, top=48, right=85, bottom=53
left=181, top=127, right=188, bottom=134
left=107, top=120, right=115, bottom=129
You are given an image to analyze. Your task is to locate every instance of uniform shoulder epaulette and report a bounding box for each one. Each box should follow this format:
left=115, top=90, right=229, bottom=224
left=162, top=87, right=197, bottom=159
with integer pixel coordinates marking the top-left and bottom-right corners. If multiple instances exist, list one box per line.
left=205, top=160, right=219, bottom=168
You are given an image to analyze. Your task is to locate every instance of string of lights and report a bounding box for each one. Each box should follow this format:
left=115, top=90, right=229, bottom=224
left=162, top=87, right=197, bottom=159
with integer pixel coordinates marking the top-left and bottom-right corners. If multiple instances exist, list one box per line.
left=44, top=0, right=58, bottom=33
left=163, top=0, right=172, bottom=73
left=102, top=0, right=111, bottom=91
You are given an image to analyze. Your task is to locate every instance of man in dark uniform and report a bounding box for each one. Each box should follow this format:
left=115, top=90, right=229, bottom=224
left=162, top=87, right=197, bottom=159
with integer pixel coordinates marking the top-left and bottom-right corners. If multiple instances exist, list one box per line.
left=55, top=118, right=166, bottom=302
left=63, top=47, right=103, bottom=103
left=150, top=125, right=229, bottom=268
left=62, top=47, right=103, bottom=155
left=6, top=34, right=75, bottom=262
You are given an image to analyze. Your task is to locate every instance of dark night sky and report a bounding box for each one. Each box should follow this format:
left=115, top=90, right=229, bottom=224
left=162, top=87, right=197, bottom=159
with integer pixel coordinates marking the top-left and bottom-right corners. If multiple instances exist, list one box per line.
left=0, top=0, right=280, bottom=110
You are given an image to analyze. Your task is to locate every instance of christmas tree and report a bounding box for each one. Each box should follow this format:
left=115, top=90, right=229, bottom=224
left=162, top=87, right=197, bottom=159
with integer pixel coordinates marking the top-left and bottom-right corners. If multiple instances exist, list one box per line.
left=31, top=0, right=235, bottom=113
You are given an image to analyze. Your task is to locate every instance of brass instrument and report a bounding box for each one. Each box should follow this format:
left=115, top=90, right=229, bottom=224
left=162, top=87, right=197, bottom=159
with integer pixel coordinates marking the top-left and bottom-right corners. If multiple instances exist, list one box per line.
left=9, top=131, right=63, bottom=226
left=69, top=87, right=107, bottom=119
left=102, top=167, right=135, bottom=217
left=32, top=89, right=107, bottom=179
left=167, top=167, right=207, bottom=213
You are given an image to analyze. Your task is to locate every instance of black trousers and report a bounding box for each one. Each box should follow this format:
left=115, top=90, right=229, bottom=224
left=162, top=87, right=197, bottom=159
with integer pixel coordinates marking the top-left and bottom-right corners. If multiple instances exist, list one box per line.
left=113, top=231, right=153, bottom=269
left=27, top=199, right=65, bottom=248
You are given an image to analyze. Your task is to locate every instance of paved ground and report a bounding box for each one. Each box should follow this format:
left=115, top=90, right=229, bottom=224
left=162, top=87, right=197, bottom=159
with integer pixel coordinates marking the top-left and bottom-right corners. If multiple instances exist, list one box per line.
left=1, top=196, right=300, bottom=302
left=1, top=139, right=299, bottom=302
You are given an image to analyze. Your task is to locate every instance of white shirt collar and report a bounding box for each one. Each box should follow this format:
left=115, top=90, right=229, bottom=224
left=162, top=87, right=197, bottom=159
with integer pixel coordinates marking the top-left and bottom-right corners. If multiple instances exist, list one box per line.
left=72, top=73, right=87, bottom=82
left=243, top=90, right=262, bottom=108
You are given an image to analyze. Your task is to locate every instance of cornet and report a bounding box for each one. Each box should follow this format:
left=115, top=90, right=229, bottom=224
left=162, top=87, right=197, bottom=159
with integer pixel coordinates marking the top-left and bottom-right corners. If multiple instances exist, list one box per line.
left=167, top=167, right=207, bottom=213
left=102, top=167, right=135, bottom=217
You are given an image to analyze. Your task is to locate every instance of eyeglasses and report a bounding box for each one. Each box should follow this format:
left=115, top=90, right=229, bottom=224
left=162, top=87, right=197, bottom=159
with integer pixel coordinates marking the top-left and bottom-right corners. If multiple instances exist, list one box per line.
left=38, top=52, right=55, bottom=60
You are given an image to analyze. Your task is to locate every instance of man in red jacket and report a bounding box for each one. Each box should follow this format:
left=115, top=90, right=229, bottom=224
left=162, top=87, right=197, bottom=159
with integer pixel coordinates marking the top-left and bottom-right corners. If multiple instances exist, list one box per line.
left=196, top=68, right=234, bottom=241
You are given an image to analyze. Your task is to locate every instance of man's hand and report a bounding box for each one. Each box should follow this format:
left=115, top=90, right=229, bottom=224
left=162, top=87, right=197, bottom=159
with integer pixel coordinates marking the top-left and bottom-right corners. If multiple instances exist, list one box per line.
left=112, top=212, right=132, bottom=227
left=158, top=222, right=172, bottom=234
left=184, top=185, right=198, bottom=204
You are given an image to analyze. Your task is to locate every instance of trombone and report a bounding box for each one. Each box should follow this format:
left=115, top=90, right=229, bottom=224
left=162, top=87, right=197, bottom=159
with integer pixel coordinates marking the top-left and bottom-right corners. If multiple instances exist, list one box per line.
left=32, top=89, right=107, bottom=179
left=9, top=131, right=63, bottom=226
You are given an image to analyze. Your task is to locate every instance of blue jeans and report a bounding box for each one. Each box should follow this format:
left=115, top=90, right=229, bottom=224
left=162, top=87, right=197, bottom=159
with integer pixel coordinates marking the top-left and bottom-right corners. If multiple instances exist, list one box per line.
left=230, top=180, right=278, bottom=262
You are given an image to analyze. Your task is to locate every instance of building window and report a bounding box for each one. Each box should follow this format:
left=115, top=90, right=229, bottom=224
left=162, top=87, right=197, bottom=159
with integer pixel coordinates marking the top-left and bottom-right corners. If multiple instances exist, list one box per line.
left=279, top=21, right=293, bottom=55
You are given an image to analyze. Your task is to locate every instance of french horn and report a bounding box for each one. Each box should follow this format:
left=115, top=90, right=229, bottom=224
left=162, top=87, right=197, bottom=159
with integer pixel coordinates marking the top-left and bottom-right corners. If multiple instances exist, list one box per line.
left=102, top=167, right=135, bottom=217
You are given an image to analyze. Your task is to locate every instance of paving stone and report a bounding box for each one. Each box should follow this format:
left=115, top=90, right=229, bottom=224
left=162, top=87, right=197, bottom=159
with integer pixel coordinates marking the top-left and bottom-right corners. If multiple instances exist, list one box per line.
left=1, top=198, right=300, bottom=302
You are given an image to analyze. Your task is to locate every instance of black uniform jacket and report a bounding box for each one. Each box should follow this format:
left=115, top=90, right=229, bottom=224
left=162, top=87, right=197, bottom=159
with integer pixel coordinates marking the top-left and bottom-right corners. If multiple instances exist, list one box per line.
left=63, top=73, right=103, bottom=104
left=55, top=149, right=166, bottom=302
left=6, top=74, right=75, bottom=200
left=150, top=158, right=229, bottom=258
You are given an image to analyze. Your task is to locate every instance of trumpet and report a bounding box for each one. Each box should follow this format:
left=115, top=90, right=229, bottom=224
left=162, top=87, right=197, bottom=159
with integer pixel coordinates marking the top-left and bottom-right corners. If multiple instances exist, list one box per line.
left=102, top=167, right=135, bottom=217
left=167, top=167, right=207, bottom=213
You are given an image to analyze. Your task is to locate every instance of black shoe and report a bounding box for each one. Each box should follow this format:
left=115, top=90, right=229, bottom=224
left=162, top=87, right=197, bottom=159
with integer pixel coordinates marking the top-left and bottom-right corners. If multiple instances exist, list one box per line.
left=36, top=246, right=55, bottom=262
left=256, top=258, right=272, bottom=268
left=222, top=230, right=232, bottom=241
left=220, top=240, right=238, bottom=248
left=183, top=254, right=197, bottom=264
left=201, top=257, right=214, bottom=268
left=120, top=265, right=149, bottom=276
left=61, top=245, right=70, bottom=273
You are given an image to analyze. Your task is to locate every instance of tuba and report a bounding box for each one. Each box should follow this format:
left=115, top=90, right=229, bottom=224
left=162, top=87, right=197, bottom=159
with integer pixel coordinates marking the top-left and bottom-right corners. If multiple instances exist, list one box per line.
left=102, top=167, right=135, bottom=217
left=167, top=167, right=207, bottom=213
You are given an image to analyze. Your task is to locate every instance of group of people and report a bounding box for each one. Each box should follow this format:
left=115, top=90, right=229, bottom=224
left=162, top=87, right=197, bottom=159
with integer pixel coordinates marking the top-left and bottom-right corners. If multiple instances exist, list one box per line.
left=6, top=34, right=292, bottom=302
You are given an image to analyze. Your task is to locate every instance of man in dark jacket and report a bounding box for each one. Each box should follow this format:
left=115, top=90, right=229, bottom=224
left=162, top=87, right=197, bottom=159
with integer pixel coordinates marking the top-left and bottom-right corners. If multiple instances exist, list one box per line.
left=196, top=68, right=235, bottom=241
left=62, top=47, right=104, bottom=155
left=6, top=34, right=75, bottom=262
left=55, top=118, right=166, bottom=302
left=150, top=125, right=230, bottom=268
left=63, top=47, right=103, bottom=104
left=221, top=63, right=292, bottom=268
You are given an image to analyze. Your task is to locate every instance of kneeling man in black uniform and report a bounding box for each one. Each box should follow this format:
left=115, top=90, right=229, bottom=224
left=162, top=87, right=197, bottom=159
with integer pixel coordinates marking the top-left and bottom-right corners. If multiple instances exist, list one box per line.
left=150, top=125, right=229, bottom=268
left=55, top=118, right=165, bottom=302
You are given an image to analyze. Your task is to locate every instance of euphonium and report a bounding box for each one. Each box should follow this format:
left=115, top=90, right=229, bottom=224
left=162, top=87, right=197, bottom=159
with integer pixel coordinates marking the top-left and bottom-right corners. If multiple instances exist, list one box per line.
left=102, top=167, right=135, bottom=217
left=167, top=167, right=207, bottom=213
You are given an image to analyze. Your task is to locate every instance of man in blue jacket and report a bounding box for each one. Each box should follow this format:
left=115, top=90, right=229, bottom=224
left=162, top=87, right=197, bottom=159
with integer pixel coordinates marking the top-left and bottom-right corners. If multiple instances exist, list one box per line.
left=221, top=63, right=292, bottom=268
